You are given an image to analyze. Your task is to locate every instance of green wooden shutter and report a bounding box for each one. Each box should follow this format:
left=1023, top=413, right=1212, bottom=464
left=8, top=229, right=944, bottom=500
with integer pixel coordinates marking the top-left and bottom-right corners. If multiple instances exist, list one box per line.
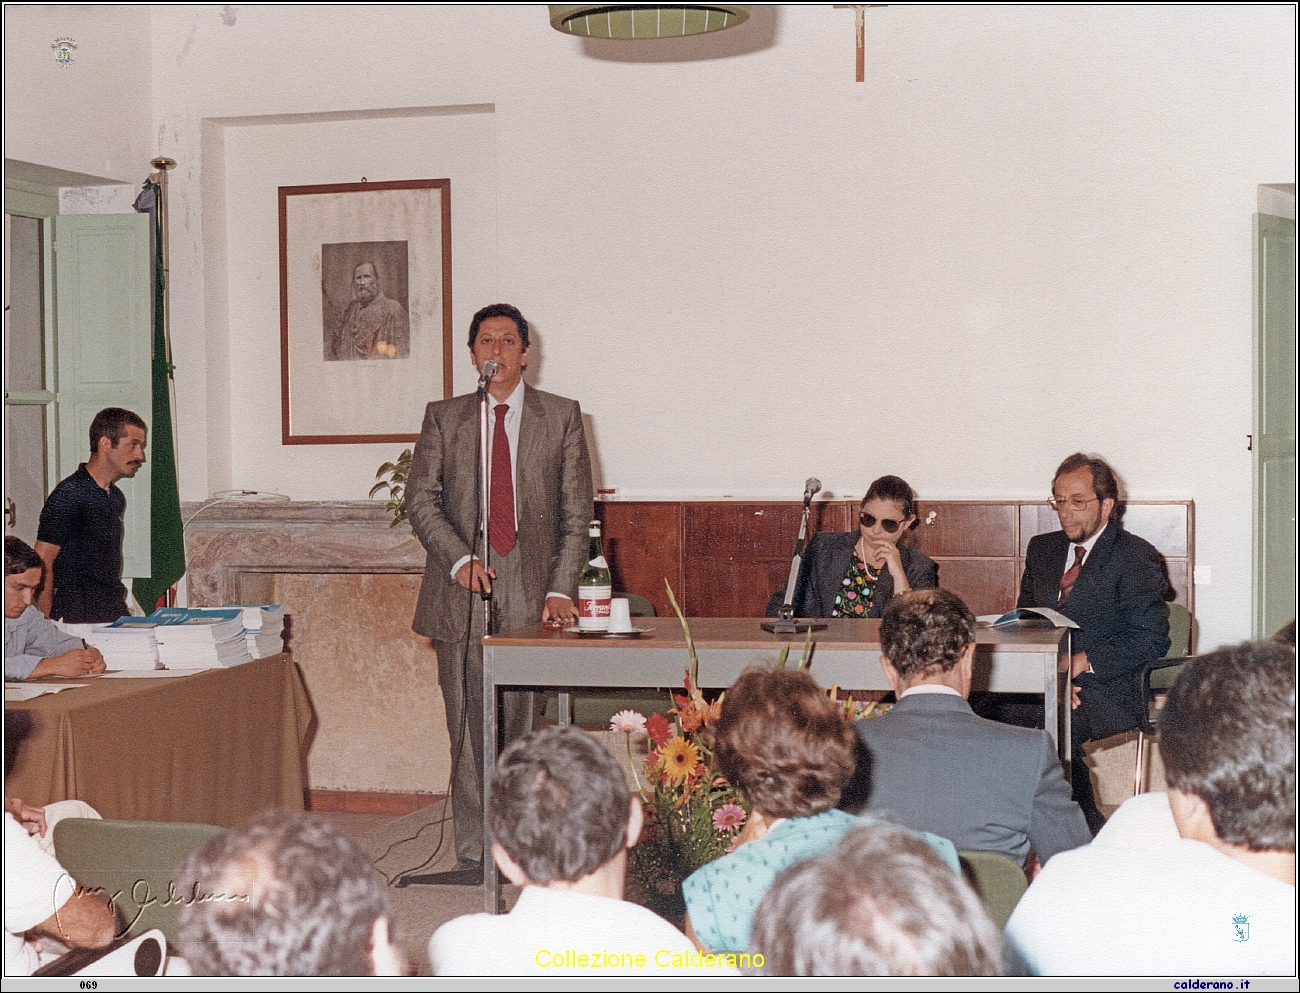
left=1253, top=211, right=1297, bottom=638
left=53, top=213, right=153, bottom=579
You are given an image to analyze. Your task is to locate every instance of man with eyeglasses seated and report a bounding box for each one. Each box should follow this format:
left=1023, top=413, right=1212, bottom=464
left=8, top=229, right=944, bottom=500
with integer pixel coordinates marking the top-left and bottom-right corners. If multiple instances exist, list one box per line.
left=1015, top=453, right=1170, bottom=833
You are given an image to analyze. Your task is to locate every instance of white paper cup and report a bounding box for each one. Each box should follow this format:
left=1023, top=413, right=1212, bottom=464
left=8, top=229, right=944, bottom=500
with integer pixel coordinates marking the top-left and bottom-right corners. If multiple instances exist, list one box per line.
left=608, top=598, right=633, bottom=633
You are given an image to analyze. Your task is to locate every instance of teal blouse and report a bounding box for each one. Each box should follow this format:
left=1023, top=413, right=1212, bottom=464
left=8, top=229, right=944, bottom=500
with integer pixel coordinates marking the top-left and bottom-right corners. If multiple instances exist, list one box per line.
left=682, top=809, right=959, bottom=953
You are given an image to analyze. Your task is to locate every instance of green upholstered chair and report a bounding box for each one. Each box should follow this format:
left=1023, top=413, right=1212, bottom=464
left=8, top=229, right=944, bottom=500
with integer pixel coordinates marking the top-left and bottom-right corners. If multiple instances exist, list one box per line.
left=52, top=818, right=225, bottom=951
left=542, top=592, right=670, bottom=725
left=957, top=851, right=1028, bottom=930
left=1133, top=601, right=1193, bottom=794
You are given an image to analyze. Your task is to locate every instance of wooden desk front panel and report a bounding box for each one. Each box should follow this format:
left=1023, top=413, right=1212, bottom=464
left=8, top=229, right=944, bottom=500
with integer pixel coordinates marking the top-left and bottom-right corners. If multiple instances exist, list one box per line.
left=596, top=499, right=1193, bottom=620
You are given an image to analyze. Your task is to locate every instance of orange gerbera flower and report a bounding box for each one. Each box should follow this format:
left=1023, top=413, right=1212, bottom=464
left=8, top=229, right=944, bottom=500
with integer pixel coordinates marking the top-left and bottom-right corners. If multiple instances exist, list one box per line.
left=659, top=737, right=701, bottom=783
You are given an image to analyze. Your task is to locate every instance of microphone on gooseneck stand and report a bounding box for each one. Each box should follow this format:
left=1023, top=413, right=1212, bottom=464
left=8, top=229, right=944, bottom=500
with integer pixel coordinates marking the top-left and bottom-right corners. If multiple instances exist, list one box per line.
left=803, top=477, right=822, bottom=506
left=477, top=359, right=499, bottom=391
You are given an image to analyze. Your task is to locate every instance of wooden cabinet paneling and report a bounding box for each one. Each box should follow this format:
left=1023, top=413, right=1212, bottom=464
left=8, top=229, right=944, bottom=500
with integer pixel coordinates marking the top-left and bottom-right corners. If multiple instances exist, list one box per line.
left=907, top=503, right=1017, bottom=557
left=683, top=502, right=841, bottom=618
left=1019, top=505, right=1059, bottom=551
left=597, top=499, right=1193, bottom=619
left=1165, top=560, right=1189, bottom=608
left=935, top=559, right=1019, bottom=617
left=595, top=501, right=682, bottom=618
left=1122, top=505, right=1190, bottom=558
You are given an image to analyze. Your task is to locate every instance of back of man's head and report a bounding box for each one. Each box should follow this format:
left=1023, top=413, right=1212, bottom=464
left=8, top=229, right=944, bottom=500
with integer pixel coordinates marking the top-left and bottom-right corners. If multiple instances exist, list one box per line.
left=489, top=725, right=630, bottom=885
left=880, top=588, right=976, bottom=680
left=1160, top=641, right=1296, bottom=852
left=177, top=812, right=394, bottom=976
left=748, top=824, right=1003, bottom=976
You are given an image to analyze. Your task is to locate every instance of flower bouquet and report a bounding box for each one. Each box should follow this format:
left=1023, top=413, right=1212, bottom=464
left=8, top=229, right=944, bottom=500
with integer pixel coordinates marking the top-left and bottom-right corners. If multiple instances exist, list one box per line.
left=610, top=584, right=748, bottom=921
left=608, top=582, right=893, bottom=920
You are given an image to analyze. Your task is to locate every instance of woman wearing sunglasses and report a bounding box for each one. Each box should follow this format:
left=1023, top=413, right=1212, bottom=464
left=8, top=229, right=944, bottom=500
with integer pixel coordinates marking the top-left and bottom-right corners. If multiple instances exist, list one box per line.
left=765, top=475, right=938, bottom=619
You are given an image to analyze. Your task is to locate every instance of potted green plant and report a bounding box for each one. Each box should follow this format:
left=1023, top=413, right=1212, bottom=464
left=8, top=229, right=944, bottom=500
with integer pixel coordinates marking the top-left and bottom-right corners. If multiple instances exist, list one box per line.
left=370, top=449, right=413, bottom=526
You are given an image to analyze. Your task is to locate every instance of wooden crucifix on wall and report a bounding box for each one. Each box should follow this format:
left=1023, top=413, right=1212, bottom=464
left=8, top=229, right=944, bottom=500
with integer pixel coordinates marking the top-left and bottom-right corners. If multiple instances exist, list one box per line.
left=835, top=4, right=887, bottom=82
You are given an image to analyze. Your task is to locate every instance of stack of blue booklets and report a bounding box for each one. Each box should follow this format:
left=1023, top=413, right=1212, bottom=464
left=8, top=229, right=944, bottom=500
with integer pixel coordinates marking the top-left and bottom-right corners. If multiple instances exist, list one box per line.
left=147, top=607, right=255, bottom=669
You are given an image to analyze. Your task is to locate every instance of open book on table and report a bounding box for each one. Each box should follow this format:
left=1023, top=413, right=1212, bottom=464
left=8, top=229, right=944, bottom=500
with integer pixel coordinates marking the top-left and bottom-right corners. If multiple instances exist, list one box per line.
left=976, top=607, right=1080, bottom=630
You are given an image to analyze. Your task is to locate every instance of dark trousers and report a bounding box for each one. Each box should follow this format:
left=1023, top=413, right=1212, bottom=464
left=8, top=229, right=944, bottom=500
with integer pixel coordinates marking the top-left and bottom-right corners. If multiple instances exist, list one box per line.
left=1070, top=674, right=1142, bottom=832
left=433, top=545, right=536, bottom=863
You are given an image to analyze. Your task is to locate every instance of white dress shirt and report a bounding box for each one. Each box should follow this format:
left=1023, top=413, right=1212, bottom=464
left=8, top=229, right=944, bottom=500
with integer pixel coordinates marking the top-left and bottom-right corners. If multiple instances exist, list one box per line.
left=1066, top=524, right=1104, bottom=572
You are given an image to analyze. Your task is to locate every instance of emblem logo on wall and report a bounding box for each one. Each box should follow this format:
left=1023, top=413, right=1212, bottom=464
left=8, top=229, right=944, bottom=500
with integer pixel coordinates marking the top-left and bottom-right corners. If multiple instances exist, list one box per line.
left=1232, top=914, right=1250, bottom=943
left=51, top=37, right=77, bottom=65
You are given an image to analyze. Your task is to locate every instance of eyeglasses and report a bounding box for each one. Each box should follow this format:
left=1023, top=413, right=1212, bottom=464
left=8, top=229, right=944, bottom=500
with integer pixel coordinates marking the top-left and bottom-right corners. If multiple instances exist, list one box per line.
left=860, top=512, right=904, bottom=533
left=1048, top=496, right=1099, bottom=512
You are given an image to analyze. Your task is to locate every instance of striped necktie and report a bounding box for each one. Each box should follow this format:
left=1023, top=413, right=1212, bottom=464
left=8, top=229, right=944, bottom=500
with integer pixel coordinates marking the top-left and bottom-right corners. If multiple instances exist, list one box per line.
left=1057, top=545, right=1086, bottom=608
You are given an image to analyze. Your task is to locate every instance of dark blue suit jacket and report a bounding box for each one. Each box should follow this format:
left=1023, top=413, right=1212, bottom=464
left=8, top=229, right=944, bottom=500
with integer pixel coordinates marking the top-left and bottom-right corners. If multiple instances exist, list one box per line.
left=1018, top=520, right=1171, bottom=736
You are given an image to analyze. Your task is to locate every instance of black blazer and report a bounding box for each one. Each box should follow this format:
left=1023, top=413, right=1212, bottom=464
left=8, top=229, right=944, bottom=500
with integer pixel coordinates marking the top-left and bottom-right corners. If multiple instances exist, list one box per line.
left=1018, top=521, right=1171, bottom=686
left=765, top=531, right=938, bottom=619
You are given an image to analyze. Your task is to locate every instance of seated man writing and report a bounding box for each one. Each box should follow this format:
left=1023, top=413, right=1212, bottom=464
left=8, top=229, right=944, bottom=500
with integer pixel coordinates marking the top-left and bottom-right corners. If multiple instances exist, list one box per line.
left=1005, top=640, right=1296, bottom=975
left=431, top=724, right=734, bottom=975
left=846, top=589, right=1090, bottom=866
left=5, top=537, right=105, bottom=680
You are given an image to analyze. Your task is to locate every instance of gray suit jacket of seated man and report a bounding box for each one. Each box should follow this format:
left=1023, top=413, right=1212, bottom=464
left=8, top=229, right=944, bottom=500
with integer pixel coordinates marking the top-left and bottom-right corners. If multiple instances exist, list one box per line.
left=846, top=692, right=1091, bottom=864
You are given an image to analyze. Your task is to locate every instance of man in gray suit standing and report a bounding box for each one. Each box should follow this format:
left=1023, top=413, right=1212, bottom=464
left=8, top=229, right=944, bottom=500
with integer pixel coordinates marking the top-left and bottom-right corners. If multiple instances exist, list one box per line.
left=407, top=303, right=593, bottom=880
left=848, top=589, right=1090, bottom=867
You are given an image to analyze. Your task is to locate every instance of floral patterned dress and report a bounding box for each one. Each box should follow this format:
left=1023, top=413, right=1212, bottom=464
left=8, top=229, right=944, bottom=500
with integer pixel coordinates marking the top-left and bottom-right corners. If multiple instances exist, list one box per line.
left=832, top=555, right=881, bottom=618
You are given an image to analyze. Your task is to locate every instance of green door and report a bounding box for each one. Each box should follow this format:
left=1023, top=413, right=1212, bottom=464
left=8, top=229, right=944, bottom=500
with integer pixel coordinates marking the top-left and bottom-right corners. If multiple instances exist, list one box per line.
left=1253, top=211, right=1297, bottom=639
left=53, top=212, right=153, bottom=579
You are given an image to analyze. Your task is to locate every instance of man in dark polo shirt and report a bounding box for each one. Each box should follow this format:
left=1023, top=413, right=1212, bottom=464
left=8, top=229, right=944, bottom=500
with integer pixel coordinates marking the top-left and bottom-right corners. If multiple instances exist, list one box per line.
left=34, top=407, right=147, bottom=623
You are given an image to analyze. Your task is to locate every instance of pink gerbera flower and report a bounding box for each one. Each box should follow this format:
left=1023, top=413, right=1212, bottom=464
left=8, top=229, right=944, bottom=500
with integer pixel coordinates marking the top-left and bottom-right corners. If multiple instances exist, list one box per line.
left=712, top=802, right=746, bottom=833
left=610, top=710, right=647, bottom=735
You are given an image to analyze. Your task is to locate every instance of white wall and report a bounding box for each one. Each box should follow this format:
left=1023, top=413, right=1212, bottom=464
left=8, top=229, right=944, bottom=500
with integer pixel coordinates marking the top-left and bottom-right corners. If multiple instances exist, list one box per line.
left=18, top=5, right=1298, bottom=652
left=4, top=6, right=153, bottom=184
left=215, top=108, right=498, bottom=489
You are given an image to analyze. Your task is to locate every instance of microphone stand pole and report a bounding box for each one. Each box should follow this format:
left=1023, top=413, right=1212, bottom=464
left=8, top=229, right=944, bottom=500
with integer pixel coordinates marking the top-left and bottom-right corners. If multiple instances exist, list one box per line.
left=400, top=373, right=496, bottom=890
left=478, top=380, right=494, bottom=637
left=762, top=490, right=827, bottom=635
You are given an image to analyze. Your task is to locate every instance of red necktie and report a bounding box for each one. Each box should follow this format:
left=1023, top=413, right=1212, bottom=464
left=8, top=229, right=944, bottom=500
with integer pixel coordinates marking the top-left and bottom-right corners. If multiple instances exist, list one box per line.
left=489, top=404, right=516, bottom=556
left=1057, top=545, right=1086, bottom=608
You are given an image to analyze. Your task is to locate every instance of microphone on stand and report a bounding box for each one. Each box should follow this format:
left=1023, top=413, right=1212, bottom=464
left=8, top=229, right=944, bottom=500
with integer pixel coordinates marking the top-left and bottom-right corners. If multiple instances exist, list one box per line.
left=477, top=359, right=499, bottom=391
left=762, top=477, right=829, bottom=635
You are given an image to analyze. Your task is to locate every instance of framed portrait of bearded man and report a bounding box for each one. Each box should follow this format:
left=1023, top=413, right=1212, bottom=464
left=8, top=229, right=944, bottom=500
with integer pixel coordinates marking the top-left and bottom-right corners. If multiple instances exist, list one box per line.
left=279, top=178, right=452, bottom=444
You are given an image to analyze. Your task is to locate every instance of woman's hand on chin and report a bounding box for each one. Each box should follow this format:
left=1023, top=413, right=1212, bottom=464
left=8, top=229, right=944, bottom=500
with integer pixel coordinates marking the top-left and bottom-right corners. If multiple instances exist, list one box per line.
left=872, top=539, right=908, bottom=586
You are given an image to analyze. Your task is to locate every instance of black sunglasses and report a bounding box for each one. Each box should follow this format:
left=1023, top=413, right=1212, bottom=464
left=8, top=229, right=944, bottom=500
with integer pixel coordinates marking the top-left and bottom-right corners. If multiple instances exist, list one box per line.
left=860, top=512, right=904, bottom=534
